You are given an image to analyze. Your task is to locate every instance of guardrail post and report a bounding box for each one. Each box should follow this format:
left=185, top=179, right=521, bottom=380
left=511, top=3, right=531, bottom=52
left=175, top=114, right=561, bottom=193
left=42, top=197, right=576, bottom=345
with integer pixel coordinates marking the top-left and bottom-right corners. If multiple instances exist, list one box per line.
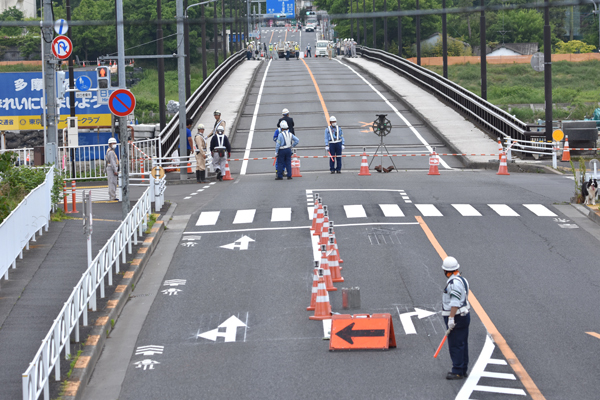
left=108, top=247, right=114, bottom=286
left=552, top=141, right=557, bottom=169
left=64, top=302, right=71, bottom=359
left=118, top=173, right=123, bottom=202
left=82, top=278, right=88, bottom=326
left=42, top=341, right=50, bottom=399
left=53, top=323, right=61, bottom=381
left=73, top=290, right=80, bottom=342
left=506, top=137, right=512, bottom=161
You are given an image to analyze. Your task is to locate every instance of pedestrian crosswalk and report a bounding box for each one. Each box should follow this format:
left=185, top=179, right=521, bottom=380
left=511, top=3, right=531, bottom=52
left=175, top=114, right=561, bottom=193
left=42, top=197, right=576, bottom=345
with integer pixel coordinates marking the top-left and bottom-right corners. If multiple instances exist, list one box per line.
left=195, top=203, right=558, bottom=227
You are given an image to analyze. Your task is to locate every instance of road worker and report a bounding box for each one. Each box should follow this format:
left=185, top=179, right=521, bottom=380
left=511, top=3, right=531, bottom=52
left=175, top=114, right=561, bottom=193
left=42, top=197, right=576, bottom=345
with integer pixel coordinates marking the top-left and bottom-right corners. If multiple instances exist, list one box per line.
left=209, top=109, right=226, bottom=139
left=285, top=41, right=290, bottom=60
left=441, top=256, right=471, bottom=380
left=106, top=137, right=119, bottom=201
left=306, top=43, right=312, bottom=58
left=246, top=42, right=253, bottom=60
left=194, top=124, right=208, bottom=183
left=351, top=38, right=357, bottom=57
left=295, top=42, right=300, bottom=59
left=324, top=116, right=345, bottom=174
left=210, top=125, right=231, bottom=181
left=274, top=120, right=299, bottom=180
left=277, top=108, right=295, bottom=135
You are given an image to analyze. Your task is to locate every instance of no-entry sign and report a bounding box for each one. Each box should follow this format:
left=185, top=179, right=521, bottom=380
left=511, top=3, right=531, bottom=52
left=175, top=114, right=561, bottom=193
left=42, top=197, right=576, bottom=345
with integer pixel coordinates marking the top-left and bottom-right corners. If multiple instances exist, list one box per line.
left=108, top=89, right=136, bottom=117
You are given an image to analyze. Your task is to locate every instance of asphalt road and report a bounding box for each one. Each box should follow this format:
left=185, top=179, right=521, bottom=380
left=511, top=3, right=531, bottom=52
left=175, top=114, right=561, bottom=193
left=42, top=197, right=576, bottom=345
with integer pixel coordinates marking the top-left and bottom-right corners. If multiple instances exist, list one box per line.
left=86, top=29, right=600, bottom=400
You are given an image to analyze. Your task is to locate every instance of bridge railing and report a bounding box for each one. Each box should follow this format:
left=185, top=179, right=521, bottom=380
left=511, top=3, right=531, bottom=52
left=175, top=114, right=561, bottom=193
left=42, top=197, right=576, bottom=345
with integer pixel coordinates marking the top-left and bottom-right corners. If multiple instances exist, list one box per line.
left=357, top=47, right=541, bottom=149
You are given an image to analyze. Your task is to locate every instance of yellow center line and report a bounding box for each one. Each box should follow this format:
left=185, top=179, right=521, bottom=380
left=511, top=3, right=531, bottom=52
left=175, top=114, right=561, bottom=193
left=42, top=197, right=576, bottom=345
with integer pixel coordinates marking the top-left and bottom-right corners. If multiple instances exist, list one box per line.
left=586, top=332, right=600, bottom=340
left=301, top=59, right=329, bottom=124
left=415, top=216, right=545, bottom=400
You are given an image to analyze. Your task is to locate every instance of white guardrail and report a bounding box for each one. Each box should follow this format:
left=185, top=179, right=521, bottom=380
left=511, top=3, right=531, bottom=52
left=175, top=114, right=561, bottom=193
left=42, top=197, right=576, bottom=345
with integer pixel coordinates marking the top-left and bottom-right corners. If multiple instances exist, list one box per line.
left=0, top=168, right=53, bottom=288
left=21, top=185, right=154, bottom=400
left=0, top=147, right=34, bottom=165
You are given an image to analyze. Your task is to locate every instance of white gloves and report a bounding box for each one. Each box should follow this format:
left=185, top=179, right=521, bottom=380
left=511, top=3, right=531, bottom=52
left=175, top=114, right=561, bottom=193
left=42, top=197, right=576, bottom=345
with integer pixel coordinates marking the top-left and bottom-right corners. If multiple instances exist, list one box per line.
left=325, top=146, right=329, bottom=151
left=447, top=317, right=456, bottom=330
left=275, top=152, right=278, bottom=156
left=342, top=145, right=345, bottom=150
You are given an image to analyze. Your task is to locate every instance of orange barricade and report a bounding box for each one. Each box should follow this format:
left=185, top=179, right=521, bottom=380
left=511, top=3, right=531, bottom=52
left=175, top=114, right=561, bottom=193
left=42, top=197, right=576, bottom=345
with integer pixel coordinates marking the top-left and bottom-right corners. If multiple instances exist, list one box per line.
left=329, top=313, right=397, bottom=351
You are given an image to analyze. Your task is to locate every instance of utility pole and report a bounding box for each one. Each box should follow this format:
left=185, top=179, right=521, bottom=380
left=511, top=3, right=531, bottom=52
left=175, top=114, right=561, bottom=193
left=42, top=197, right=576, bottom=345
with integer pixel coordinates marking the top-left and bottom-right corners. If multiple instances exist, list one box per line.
left=116, top=0, right=130, bottom=214
left=442, top=0, right=447, bottom=78
left=42, top=0, right=58, bottom=166
left=157, top=0, right=166, bottom=131
left=383, top=0, right=387, bottom=52
left=398, top=0, right=402, bottom=56
left=372, top=0, right=376, bottom=48
left=202, top=4, right=208, bottom=80
left=543, top=0, right=552, bottom=141
left=350, top=0, right=353, bottom=40
left=480, top=0, right=486, bottom=100
left=416, top=0, right=421, bottom=65
left=177, top=0, right=188, bottom=180
left=214, top=1, right=218, bottom=68
left=66, top=0, right=76, bottom=179
left=222, top=0, right=227, bottom=57
left=185, top=0, right=191, bottom=98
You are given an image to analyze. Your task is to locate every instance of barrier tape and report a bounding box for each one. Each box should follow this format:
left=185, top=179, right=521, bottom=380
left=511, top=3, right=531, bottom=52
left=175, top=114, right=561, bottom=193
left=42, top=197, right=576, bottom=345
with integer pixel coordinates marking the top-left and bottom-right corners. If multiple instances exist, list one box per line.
left=223, top=153, right=503, bottom=162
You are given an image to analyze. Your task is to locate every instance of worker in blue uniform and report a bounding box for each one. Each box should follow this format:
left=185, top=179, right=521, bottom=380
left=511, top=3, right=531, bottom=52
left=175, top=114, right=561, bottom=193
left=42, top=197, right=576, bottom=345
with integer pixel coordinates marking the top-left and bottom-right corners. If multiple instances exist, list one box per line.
left=274, top=120, right=299, bottom=180
left=324, top=115, right=345, bottom=174
left=441, top=256, right=471, bottom=380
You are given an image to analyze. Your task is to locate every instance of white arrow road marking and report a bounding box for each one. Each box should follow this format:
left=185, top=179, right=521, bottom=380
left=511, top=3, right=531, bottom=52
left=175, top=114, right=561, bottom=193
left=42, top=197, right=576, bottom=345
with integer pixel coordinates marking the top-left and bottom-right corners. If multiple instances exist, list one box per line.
left=220, top=235, right=255, bottom=250
left=135, top=345, right=164, bottom=356
left=399, top=308, right=436, bottom=335
left=198, top=316, right=247, bottom=342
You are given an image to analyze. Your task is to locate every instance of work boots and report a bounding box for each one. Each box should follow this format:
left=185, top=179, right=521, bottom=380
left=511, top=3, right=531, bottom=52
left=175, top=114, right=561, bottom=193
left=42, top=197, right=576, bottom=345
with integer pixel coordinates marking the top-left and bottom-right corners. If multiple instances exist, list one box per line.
left=199, top=170, right=208, bottom=183
left=196, top=170, right=201, bottom=183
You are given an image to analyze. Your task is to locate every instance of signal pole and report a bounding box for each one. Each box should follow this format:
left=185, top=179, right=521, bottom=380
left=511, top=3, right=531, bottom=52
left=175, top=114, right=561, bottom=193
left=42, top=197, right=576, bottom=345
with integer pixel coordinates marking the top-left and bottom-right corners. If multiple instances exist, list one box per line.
left=42, top=0, right=58, bottom=165
left=116, top=0, right=130, bottom=214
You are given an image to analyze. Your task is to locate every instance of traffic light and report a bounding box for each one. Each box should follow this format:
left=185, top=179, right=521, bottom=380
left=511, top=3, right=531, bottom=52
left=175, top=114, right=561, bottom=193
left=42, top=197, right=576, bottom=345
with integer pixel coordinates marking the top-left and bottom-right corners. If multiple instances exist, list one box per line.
left=56, top=71, right=66, bottom=99
left=96, top=66, right=110, bottom=89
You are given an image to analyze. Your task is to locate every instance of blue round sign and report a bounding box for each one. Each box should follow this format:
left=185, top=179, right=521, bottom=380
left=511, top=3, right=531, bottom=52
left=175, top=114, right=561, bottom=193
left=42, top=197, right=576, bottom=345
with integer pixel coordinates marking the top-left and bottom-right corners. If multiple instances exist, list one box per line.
left=108, top=89, right=136, bottom=117
left=75, top=75, right=92, bottom=92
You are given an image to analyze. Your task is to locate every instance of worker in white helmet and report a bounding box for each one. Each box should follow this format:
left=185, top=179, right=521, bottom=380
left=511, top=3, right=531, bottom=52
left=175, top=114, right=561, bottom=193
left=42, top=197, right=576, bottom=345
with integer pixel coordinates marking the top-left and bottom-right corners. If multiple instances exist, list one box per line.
left=194, top=124, right=208, bottom=183
left=324, top=115, right=345, bottom=173
left=209, top=125, right=231, bottom=181
left=441, top=256, right=471, bottom=380
left=209, top=109, right=226, bottom=139
left=276, top=108, right=295, bottom=135
left=106, top=137, right=119, bottom=201
left=274, top=120, right=299, bottom=180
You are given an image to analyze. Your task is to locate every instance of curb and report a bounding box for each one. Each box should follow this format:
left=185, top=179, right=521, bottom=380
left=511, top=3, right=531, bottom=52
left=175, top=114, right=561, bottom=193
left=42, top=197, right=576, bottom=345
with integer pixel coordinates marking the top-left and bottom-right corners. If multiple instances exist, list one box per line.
left=230, top=59, right=263, bottom=143
left=468, top=161, right=563, bottom=175
left=62, top=219, right=165, bottom=400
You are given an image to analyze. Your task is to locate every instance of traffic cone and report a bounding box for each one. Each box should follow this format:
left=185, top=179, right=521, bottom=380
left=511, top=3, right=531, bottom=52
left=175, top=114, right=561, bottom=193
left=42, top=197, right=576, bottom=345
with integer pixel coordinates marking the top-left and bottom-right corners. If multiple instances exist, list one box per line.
left=291, top=151, right=302, bottom=177
left=328, top=237, right=344, bottom=282
left=83, top=61, right=86, bottom=67
left=358, top=148, right=371, bottom=176
left=329, top=223, right=343, bottom=264
left=309, top=269, right=332, bottom=320
left=319, top=214, right=330, bottom=246
left=497, top=137, right=503, bottom=161
left=320, top=244, right=337, bottom=291
left=187, top=162, right=192, bottom=173
left=497, top=151, right=510, bottom=175
left=310, top=195, right=320, bottom=231
left=222, top=159, right=234, bottom=180
left=97, top=59, right=100, bottom=66
left=313, top=204, right=325, bottom=236
left=307, top=262, right=319, bottom=311
left=428, top=151, right=440, bottom=175
left=562, top=136, right=571, bottom=162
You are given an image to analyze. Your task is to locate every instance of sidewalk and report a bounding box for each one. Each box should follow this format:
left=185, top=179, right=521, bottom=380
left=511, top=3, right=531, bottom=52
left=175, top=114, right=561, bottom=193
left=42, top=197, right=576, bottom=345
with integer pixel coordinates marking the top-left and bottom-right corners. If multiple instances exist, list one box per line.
left=0, top=185, right=148, bottom=400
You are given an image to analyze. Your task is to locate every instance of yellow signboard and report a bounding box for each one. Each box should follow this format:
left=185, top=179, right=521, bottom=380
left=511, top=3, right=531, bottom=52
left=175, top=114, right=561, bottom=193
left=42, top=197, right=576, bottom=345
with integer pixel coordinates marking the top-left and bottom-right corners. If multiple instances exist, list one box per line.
left=552, top=129, right=565, bottom=142
left=0, top=114, right=112, bottom=131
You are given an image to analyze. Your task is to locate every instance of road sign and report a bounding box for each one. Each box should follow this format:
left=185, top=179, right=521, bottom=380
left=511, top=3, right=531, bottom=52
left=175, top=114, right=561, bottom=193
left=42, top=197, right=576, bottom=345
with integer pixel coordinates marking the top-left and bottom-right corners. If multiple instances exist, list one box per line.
left=198, top=316, right=247, bottom=342
left=54, top=19, right=68, bottom=35
left=220, top=235, right=255, bottom=250
left=151, top=166, right=165, bottom=180
left=52, top=35, right=72, bottom=60
left=75, top=92, right=92, bottom=98
left=531, top=52, right=544, bottom=72
left=98, top=89, right=110, bottom=105
left=399, top=308, right=436, bottom=335
left=552, top=129, right=564, bottom=142
left=108, top=89, right=136, bottom=117
left=75, top=75, right=92, bottom=91
left=329, top=313, right=397, bottom=350
left=266, top=0, right=295, bottom=18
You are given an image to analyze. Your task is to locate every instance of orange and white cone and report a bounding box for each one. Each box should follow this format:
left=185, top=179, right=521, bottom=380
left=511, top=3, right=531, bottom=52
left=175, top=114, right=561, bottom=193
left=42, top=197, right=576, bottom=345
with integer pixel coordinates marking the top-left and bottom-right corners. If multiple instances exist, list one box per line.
left=309, top=269, right=332, bottom=320
left=187, top=162, right=192, bottom=173
left=320, top=244, right=337, bottom=291
left=291, top=151, right=302, bottom=177
left=319, top=215, right=330, bottom=246
left=497, top=151, right=510, bottom=175
left=307, top=263, right=319, bottom=311
left=328, top=237, right=344, bottom=282
left=498, top=137, right=503, bottom=161
left=222, top=159, right=234, bottom=180
left=358, top=148, right=371, bottom=176
left=313, top=204, right=325, bottom=236
left=562, top=136, right=571, bottom=162
left=428, top=151, right=440, bottom=175
left=97, top=59, right=100, bottom=66
left=311, top=196, right=321, bottom=231
left=329, top=225, right=343, bottom=265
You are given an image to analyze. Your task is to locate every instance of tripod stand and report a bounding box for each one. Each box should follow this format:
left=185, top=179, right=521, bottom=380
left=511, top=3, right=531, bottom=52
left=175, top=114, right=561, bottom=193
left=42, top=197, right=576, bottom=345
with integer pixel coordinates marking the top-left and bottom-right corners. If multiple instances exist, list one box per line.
left=369, top=114, right=398, bottom=171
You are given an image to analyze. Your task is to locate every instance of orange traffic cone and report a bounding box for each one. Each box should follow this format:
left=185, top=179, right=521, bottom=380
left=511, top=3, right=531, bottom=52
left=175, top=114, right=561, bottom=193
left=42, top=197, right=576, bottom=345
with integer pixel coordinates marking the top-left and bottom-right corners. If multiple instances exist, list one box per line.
left=328, top=237, right=344, bottom=282
left=319, top=215, right=330, bottom=246
left=497, top=137, right=503, bottom=161
left=291, top=151, right=302, bottom=177
left=497, top=151, right=510, bottom=175
left=187, top=162, right=192, bottom=173
left=222, top=159, right=233, bottom=180
left=428, top=151, right=440, bottom=175
left=562, top=136, right=571, bottom=162
left=358, top=148, right=371, bottom=176
left=307, top=262, right=319, bottom=311
left=311, top=196, right=321, bottom=231
left=313, top=204, right=325, bottom=236
left=329, top=223, right=343, bottom=264
left=309, top=269, right=332, bottom=320
left=320, top=244, right=337, bottom=291
left=83, top=61, right=86, bottom=67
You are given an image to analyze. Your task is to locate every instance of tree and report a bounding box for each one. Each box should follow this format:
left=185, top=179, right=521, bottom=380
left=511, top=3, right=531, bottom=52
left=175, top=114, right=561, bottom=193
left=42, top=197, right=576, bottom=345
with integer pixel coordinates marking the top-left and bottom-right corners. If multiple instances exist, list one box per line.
left=0, top=7, right=25, bottom=36
left=555, top=39, right=596, bottom=53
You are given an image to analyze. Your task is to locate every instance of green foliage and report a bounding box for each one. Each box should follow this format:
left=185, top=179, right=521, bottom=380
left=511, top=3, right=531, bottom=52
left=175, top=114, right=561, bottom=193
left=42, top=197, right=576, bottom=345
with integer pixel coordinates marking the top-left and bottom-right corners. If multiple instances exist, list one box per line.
left=421, top=36, right=472, bottom=57
left=554, top=40, right=596, bottom=54
left=0, top=7, right=24, bottom=36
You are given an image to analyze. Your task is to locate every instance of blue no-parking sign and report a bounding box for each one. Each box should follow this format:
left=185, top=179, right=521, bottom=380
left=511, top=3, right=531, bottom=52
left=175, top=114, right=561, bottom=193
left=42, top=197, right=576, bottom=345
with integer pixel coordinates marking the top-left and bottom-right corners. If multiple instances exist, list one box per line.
left=108, top=89, right=136, bottom=117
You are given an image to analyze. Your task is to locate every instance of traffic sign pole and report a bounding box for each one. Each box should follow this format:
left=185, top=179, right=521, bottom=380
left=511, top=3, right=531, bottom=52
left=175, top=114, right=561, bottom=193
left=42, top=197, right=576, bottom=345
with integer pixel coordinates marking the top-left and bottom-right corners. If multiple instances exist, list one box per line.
left=116, top=0, right=130, bottom=217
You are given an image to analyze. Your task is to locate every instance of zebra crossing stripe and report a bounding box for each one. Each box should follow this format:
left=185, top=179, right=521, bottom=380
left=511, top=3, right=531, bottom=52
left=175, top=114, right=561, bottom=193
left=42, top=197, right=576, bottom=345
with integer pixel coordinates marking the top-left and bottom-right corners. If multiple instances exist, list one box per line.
left=488, top=204, right=520, bottom=216
left=379, top=204, right=404, bottom=217
left=271, top=208, right=291, bottom=222
left=414, top=204, right=443, bottom=217
left=233, top=209, right=256, bottom=224
left=452, top=204, right=482, bottom=216
left=343, top=205, right=367, bottom=218
left=196, top=211, right=220, bottom=226
left=523, top=204, right=557, bottom=217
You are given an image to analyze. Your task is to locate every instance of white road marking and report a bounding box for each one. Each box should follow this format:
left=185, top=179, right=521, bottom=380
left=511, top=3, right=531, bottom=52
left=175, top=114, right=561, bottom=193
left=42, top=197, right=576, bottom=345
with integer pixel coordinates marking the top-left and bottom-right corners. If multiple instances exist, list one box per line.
left=233, top=209, right=256, bottom=224
left=184, top=196, right=191, bottom=199
left=344, top=205, right=367, bottom=218
left=241, top=59, right=272, bottom=175
left=415, top=204, right=443, bottom=217
left=323, top=319, right=332, bottom=339
left=197, top=189, right=204, bottom=192
left=472, top=385, right=526, bottom=396
left=488, top=204, right=520, bottom=216
left=452, top=204, right=482, bottom=216
left=271, top=207, right=292, bottom=222
left=480, top=371, right=517, bottom=380
left=523, top=204, right=557, bottom=217
left=184, top=222, right=420, bottom=235
left=196, top=211, right=220, bottom=226
left=379, top=204, right=404, bottom=217
left=488, top=358, right=508, bottom=365
left=307, top=206, right=313, bottom=219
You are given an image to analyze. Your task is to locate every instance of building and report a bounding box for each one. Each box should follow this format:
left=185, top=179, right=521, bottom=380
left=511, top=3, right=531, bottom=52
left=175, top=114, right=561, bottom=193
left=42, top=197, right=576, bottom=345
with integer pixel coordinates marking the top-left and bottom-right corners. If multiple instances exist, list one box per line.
left=473, top=43, right=539, bottom=57
left=0, top=0, right=36, bottom=19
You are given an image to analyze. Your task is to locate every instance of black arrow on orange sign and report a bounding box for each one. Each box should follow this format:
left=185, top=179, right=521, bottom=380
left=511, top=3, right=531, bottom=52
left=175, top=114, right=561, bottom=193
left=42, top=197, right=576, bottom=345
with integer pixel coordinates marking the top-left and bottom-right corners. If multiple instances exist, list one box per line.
left=335, top=322, right=385, bottom=344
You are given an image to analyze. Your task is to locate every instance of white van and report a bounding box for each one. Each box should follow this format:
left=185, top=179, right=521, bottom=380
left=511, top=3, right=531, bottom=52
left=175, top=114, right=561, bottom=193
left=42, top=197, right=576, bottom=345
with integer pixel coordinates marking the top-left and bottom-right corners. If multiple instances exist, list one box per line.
left=315, top=40, right=329, bottom=57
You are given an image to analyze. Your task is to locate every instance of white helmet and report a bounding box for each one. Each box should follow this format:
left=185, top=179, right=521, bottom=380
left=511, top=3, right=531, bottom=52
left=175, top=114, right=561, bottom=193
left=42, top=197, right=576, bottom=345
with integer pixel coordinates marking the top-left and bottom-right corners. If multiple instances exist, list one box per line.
left=280, top=120, right=289, bottom=129
left=197, top=123, right=205, bottom=130
left=217, top=125, right=225, bottom=133
left=282, top=108, right=289, bottom=115
left=108, top=137, right=117, bottom=144
left=329, top=115, right=337, bottom=122
left=442, top=257, right=460, bottom=272
left=214, top=109, right=221, bottom=116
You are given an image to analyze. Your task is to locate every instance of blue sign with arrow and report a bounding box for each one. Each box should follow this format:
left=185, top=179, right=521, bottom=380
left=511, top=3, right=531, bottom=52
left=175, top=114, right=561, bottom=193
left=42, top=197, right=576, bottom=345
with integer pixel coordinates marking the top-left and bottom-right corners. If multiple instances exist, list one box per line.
left=75, top=75, right=92, bottom=91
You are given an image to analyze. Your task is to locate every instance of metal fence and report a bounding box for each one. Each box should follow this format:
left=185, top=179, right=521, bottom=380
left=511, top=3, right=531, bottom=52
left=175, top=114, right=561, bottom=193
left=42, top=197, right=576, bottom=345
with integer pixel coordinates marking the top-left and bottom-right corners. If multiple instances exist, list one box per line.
left=21, top=186, right=152, bottom=400
left=0, top=168, right=53, bottom=289
left=0, top=147, right=34, bottom=165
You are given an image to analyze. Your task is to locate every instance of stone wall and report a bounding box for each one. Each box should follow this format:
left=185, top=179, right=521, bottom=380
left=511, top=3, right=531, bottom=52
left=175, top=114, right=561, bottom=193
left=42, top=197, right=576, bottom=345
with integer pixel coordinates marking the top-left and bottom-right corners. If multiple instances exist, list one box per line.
left=3, top=131, right=46, bottom=149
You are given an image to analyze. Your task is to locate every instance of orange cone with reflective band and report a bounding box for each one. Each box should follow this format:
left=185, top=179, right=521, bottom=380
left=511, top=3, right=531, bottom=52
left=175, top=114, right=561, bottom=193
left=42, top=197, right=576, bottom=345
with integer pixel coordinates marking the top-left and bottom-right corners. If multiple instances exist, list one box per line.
left=428, top=151, right=440, bottom=175
left=222, top=159, right=233, bottom=180
left=309, top=269, right=333, bottom=320
left=358, top=148, right=371, bottom=176
left=313, top=204, right=325, bottom=236
left=497, top=151, right=510, bottom=175
left=328, top=237, right=344, bottom=282
left=187, top=162, right=192, bottom=173
left=291, top=151, right=302, bottom=177
left=319, top=214, right=330, bottom=246
left=562, top=136, right=571, bottom=162
left=497, top=137, right=503, bottom=161
left=311, top=196, right=321, bottom=231
left=329, top=225, right=344, bottom=264
left=307, top=262, right=319, bottom=311
left=320, top=244, right=337, bottom=291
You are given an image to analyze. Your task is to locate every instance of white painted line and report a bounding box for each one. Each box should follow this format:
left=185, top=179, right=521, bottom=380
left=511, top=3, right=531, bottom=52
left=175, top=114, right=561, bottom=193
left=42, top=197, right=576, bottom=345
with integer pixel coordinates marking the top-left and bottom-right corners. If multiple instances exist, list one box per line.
left=523, top=204, right=557, bottom=217
left=310, top=188, right=406, bottom=192
left=405, top=200, right=412, bottom=203
left=310, top=231, right=321, bottom=262
left=323, top=319, right=332, bottom=339
left=183, top=222, right=420, bottom=235
left=307, top=206, right=313, bottom=220
left=197, top=189, right=204, bottom=192
left=210, top=182, right=216, bottom=185
left=379, top=204, right=404, bottom=217
left=472, top=385, right=526, bottom=396
left=487, top=358, right=508, bottom=365
left=488, top=204, right=520, bottom=217
left=480, top=371, right=517, bottom=380
left=184, top=196, right=191, bottom=199
left=196, top=211, right=220, bottom=226
left=452, top=204, right=482, bottom=216
left=241, top=59, right=272, bottom=175
left=402, top=196, right=410, bottom=200
left=271, top=207, right=292, bottom=222
left=334, top=59, right=452, bottom=170
left=415, top=204, right=443, bottom=217
left=233, top=209, right=256, bottom=224
left=191, top=193, right=197, bottom=195
left=344, top=205, right=367, bottom=218
left=203, top=186, right=210, bottom=188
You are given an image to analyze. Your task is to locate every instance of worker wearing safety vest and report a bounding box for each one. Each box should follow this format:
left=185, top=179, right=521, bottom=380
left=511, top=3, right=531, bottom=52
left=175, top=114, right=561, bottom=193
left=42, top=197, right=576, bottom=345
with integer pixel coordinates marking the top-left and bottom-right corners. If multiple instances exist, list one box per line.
left=274, top=120, right=299, bottom=180
left=194, top=124, right=208, bottom=183
left=294, top=43, right=300, bottom=59
left=210, top=125, right=231, bottom=181
left=106, top=137, right=120, bottom=201
left=208, top=109, right=226, bottom=140
left=324, top=115, right=345, bottom=174
left=441, top=256, right=471, bottom=380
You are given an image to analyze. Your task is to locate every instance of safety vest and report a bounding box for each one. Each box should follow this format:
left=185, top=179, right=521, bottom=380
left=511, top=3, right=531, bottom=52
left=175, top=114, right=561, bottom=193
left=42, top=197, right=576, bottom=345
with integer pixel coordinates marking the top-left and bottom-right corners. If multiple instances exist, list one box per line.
left=295, top=45, right=299, bottom=51
left=215, top=133, right=226, bottom=149
left=327, top=126, right=342, bottom=143
left=212, top=119, right=225, bottom=136
left=279, top=130, right=293, bottom=149
left=106, top=147, right=120, bottom=167
left=307, top=45, right=311, bottom=50
left=442, top=276, right=470, bottom=316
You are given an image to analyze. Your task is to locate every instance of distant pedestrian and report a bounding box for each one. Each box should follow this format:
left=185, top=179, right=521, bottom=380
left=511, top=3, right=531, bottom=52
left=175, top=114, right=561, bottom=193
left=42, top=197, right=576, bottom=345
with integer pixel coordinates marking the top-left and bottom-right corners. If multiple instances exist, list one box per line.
left=285, top=42, right=290, bottom=60
left=274, top=120, right=299, bottom=180
left=246, top=42, right=253, bottom=60
left=186, top=119, right=194, bottom=156
left=324, top=115, right=345, bottom=173
left=194, top=124, right=208, bottom=183
left=295, top=42, right=300, bottom=59
left=106, top=137, right=119, bottom=201
left=210, top=125, right=231, bottom=181
left=306, top=43, right=312, bottom=58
